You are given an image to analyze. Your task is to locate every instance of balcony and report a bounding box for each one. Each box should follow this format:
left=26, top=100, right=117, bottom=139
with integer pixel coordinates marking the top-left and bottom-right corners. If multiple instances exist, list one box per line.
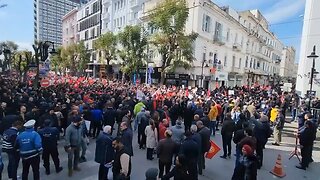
left=102, top=0, right=110, bottom=6
left=102, top=12, right=110, bottom=22
left=213, top=35, right=226, bottom=46
left=232, top=43, right=241, bottom=52
left=130, top=0, right=139, bottom=9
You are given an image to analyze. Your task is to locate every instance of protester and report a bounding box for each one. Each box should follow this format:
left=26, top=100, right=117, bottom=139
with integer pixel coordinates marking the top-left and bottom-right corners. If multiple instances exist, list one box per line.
left=159, top=119, right=169, bottom=140
left=157, top=130, right=176, bottom=178
left=220, top=113, right=235, bottom=159
left=65, top=115, right=82, bottom=177
left=180, top=131, right=199, bottom=180
left=296, top=120, right=316, bottom=170
left=95, top=125, right=115, bottom=180
left=208, top=102, right=218, bottom=136
left=145, top=119, right=158, bottom=160
left=232, top=144, right=258, bottom=180
left=161, top=154, right=191, bottom=180
left=112, top=137, right=132, bottom=180
left=120, top=121, right=134, bottom=156
left=196, top=121, right=211, bottom=175
left=272, top=109, right=285, bottom=146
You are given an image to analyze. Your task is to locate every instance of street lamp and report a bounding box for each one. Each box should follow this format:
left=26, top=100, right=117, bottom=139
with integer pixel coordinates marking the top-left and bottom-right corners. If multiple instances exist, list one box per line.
left=307, top=45, right=319, bottom=110
left=30, top=41, right=57, bottom=89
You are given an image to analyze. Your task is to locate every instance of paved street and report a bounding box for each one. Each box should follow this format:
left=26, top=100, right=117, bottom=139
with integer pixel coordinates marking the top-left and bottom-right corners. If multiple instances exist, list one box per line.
left=1, top=121, right=319, bottom=180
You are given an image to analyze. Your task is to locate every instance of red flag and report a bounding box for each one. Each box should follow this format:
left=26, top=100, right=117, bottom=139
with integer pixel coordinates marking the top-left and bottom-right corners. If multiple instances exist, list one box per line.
left=205, top=140, right=221, bottom=159
left=186, top=89, right=189, bottom=97
left=207, top=89, right=211, bottom=97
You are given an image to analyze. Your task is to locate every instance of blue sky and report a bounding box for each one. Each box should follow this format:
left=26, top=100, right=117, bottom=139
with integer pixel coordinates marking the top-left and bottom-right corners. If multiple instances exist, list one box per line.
left=0, top=0, right=305, bottom=62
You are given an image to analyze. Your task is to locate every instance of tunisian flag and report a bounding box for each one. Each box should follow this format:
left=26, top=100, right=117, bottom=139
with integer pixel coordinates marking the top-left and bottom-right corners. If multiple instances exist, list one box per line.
left=205, top=140, right=221, bottom=159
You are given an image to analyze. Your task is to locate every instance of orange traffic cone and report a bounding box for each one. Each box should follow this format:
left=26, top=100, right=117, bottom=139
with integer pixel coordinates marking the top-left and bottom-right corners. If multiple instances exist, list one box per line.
left=270, top=154, right=286, bottom=178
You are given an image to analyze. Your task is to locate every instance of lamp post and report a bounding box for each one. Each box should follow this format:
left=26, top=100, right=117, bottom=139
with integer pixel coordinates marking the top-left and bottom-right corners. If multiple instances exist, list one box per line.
left=30, top=41, right=57, bottom=89
left=307, top=45, right=319, bottom=110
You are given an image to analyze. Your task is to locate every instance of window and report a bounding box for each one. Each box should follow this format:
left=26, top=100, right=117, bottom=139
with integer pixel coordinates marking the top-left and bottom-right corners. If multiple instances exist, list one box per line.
left=257, top=61, right=260, bottom=68
left=234, top=33, right=238, bottom=44
left=85, top=7, right=89, bottom=16
left=232, top=56, right=236, bottom=67
left=245, top=56, right=248, bottom=67
left=202, top=14, right=211, bottom=32
left=239, top=58, right=242, bottom=68
left=226, top=28, right=230, bottom=41
left=214, top=22, right=223, bottom=40
left=121, top=0, right=123, bottom=8
left=134, top=12, right=138, bottom=19
left=250, top=58, right=252, bottom=68
left=253, top=59, right=256, bottom=69
left=85, top=30, right=88, bottom=40
left=120, top=17, right=122, bottom=26
left=224, top=56, right=227, bottom=67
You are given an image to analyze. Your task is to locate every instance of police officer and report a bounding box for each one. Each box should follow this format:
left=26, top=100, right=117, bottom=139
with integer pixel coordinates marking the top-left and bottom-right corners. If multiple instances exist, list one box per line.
left=2, top=121, right=23, bottom=180
left=38, top=119, right=63, bottom=175
left=15, top=119, right=43, bottom=180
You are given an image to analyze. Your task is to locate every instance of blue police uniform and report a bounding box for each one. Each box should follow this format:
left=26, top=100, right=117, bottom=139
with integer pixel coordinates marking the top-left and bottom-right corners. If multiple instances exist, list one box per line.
left=2, top=127, right=20, bottom=180
left=15, top=121, right=42, bottom=180
left=38, top=126, right=62, bottom=174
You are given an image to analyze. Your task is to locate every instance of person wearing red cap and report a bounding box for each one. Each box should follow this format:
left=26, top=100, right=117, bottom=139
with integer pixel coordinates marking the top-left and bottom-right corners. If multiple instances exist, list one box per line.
left=232, top=144, right=258, bottom=180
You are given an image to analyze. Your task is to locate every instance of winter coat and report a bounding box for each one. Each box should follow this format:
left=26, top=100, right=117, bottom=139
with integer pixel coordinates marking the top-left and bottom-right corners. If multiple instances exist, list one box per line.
left=180, top=137, right=199, bottom=161
left=232, top=155, right=258, bottom=180
left=157, top=138, right=176, bottom=163
left=191, top=132, right=202, bottom=153
left=15, top=128, right=43, bottom=159
left=94, top=132, right=114, bottom=164
left=221, top=118, right=235, bottom=137
left=145, top=125, right=158, bottom=148
left=198, top=126, right=211, bottom=153
left=133, top=102, right=145, bottom=116
left=170, top=124, right=185, bottom=144
left=120, top=128, right=133, bottom=156
left=103, top=107, right=117, bottom=126
left=65, top=123, right=82, bottom=147
left=253, top=120, right=271, bottom=146
left=208, top=105, right=218, bottom=121
left=274, top=114, right=285, bottom=130
left=161, top=166, right=191, bottom=180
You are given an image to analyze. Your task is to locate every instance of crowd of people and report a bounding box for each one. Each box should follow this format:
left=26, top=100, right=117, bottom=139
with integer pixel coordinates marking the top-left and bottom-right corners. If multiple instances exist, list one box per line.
left=0, top=75, right=319, bottom=180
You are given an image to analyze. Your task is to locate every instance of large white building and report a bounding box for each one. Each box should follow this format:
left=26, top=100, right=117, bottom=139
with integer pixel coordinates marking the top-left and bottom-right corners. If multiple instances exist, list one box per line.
left=296, top=0, right=320, bottom=97
left=141, top=0, right=284, bottom=88
left=34, top=0, right=81, bottom=46
left=63, top=0, right=293, bottom=87
left=280, top=47, right=297, bottom=79
left=62, top=8, right=79, bottom=47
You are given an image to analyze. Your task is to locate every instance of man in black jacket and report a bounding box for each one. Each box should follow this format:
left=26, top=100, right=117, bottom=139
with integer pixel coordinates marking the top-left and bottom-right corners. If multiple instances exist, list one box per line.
left=196, top=121, right=210, bottom=175
left=157, top=130, right=176, bottom=178
left=180, top=131, right=199, bottom=180
left=95, top=125, right=114, bottom=180
left=220, top=113, right=235, bottom=159
left=296, top=120, right=316, bottom=170
left=112, top=137, right=131, bottom=180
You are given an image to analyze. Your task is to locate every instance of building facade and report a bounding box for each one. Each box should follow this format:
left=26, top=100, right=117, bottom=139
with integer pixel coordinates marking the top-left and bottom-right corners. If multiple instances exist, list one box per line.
left=296, top=0, right=320, bottom=97
left=62, top=8, right=79, bottom=47
left=34, top=0, right=80, bottom=46
left=280, top=47, right=297, bottom=78
left=142, top=0, right=285, bottom=88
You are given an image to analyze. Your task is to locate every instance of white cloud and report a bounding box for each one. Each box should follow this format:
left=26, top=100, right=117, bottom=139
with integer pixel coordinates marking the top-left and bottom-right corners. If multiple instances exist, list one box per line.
left=264, top=0, right=305, bottom=23
left=16, top=42, right=33, bottom=51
